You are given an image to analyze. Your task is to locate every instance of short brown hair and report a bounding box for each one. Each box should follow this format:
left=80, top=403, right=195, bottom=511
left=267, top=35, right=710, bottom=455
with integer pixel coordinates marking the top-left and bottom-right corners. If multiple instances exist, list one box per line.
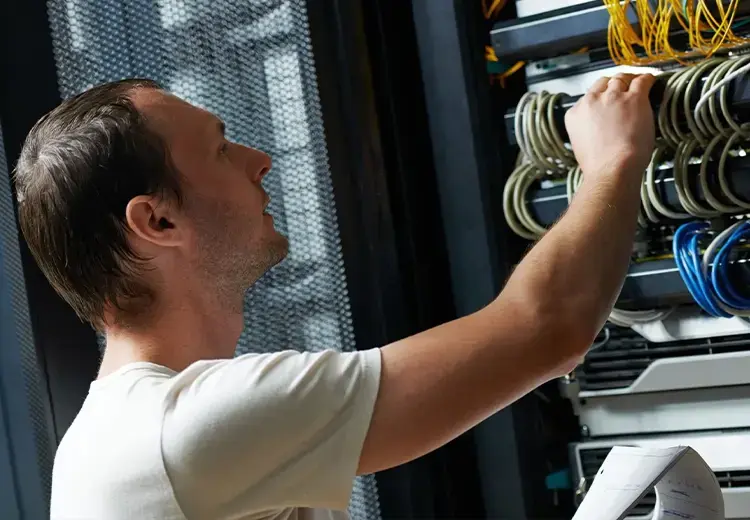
left=15, top=79, right=181, bottom=329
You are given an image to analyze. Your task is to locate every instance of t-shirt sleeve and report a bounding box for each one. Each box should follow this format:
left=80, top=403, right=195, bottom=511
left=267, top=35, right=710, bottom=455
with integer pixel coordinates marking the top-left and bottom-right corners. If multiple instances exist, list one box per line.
left=160, top=348, right=382, bottom=518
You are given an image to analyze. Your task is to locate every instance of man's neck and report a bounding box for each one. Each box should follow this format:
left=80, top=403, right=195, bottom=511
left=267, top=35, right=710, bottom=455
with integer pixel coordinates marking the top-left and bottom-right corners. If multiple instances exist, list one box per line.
left=98, top=291, right=245, bottom=377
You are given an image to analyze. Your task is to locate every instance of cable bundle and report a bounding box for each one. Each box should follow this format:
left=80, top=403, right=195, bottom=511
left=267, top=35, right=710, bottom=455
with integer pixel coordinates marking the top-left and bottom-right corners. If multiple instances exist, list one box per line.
left=642, top=55, right=750, bottom=222
left=503, top=92, right=579, bottom=240
left=506, top=56, right=750, bottom=234
left=617, top=57, right=750, bottom=322
left=673, top=220, right=750, bottom=317
left=514, top=91, right=576, bottom=174
left=502, top=161, right=547, bottom=240
left=604, top=0, right=750, bottom=66
left=503, top=55, right=750, bottom=327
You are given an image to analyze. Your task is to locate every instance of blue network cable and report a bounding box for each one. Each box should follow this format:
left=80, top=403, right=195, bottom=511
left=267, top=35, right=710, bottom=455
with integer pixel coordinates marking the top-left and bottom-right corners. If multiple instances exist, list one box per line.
left=673, top=222, right=731, bottom=318
left=710, top=221, right=750, bottom=311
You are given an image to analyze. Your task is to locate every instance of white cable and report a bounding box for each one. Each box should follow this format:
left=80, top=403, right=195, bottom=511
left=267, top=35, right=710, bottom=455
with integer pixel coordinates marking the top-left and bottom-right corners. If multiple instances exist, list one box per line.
left=546, top=93, right=575, bottom=164
left=514, top=92, right=535, bottom=161
left=719, top=57, right=750, bottom=136
left=658, top=69, right=690, bottom=149
left=608, top=307, right=674, bottom=328
left=525, top=93, right=559, bottom=172
left=640, top=170, right=660, bottom=224
left=670, top=66, right=695, bottom=145
left=673, top=138, right=719, bottom=218
left=503, top=161, right=547, bottom=240
left=700, top=133, right=741, bottom=213
left=589, top=327, right=611, bottom=351
left=699, top=59, right=735, bottom=138
left=566, top=165, right=583, bottom=204
left=684, top=58, right=723, bottom=146
left=645, top=145, right=690, bottom=219
left=503, top=162, right=538, bottom=240
left=514, top=166, right=547, bottom=236
left=693, top=60, right=750, bottom=123
left=718, top=130, right=750, bottom=210
left=517, top=91, right=575, bottom=174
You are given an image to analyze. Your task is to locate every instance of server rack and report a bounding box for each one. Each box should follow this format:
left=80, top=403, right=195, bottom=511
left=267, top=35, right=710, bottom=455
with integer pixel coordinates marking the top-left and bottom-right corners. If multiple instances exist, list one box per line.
left=430, top=1, right=750, bottom=519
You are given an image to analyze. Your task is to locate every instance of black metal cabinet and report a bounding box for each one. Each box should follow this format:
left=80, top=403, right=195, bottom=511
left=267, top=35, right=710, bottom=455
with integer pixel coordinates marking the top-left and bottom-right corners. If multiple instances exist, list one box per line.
left=411, top=1, right=578, bottom=518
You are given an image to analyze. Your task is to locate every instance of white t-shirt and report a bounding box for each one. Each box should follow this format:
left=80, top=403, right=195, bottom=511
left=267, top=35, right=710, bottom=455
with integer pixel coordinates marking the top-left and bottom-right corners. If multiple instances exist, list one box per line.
left=50, top=348, right=382, bottom=520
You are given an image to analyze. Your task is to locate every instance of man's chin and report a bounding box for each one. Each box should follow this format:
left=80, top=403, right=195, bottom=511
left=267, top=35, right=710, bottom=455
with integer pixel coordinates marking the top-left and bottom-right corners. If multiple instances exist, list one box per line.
left=268, top=233, right=290, bottom=268
left=242, top=235, right=290, bottom=291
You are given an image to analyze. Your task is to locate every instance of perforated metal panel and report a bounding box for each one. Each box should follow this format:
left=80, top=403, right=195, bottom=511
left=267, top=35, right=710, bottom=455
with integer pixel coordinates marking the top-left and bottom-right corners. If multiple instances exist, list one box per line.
left=46, top=1, right=380, bottom=518
left=0, top=120, right=55, bottom=515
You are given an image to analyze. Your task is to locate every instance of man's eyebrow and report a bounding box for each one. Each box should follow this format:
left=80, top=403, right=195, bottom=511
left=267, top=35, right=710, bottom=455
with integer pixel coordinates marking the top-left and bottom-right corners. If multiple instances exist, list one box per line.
left=217, top=119, right=226, bottom=136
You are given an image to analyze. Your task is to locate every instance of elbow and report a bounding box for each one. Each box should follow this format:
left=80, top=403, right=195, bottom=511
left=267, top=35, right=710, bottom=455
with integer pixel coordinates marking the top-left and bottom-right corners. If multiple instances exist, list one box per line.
left=490, top=283, right=602, bottom=378
left=552, top=316, right=596, bottom=376
left=501, top=271, right=602, bottom=376
left=519, top=299, right=596, bottom=377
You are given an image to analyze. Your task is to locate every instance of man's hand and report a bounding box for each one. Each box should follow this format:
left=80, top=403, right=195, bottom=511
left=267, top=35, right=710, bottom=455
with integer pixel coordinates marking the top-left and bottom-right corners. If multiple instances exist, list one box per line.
left=358, top=74, right=657, bottom=476
left=566, top=73, right=657, bottom=180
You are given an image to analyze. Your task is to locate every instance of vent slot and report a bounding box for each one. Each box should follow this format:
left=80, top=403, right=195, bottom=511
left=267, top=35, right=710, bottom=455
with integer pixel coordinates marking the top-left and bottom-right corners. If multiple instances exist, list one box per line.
left=716, top=470, right=750, bottom=488
left=575, top=328, right=750, bottom=391
left=578, top=447, right=749, bottom=518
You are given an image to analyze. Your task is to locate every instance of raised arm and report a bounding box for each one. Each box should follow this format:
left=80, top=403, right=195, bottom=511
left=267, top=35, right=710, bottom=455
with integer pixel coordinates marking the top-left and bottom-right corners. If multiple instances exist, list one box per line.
left=358, top=73, right=657, bottom=475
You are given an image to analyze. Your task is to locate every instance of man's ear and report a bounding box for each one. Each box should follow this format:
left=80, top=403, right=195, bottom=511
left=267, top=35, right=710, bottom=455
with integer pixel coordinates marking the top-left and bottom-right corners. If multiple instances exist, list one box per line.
left=125, top=195, right=184, bottom=247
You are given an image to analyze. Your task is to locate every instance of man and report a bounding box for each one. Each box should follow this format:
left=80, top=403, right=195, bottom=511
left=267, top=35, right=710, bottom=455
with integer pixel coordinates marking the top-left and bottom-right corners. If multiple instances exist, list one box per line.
left=15, top=72, right=655, bottom=519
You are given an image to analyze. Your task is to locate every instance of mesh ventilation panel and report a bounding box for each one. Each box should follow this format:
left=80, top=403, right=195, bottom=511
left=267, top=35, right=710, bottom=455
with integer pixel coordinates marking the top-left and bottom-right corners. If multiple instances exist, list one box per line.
left=46, top=1, right=380, bottom=518
left=0, top=120, right=55, bottom=510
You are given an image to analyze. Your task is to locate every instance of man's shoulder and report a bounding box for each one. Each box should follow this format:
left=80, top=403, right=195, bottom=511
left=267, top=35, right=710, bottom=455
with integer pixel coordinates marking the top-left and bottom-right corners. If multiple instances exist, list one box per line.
left=53, top=361, right=184, bottom=477
left=51, top=371, right=185, bottom=519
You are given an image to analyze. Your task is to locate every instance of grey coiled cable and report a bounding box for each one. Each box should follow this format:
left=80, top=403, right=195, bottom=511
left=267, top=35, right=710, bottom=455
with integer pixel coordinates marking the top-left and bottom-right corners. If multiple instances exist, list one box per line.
left=503, top=59, right=750, bottom=327
left=515, top=91, right=575, bottom=173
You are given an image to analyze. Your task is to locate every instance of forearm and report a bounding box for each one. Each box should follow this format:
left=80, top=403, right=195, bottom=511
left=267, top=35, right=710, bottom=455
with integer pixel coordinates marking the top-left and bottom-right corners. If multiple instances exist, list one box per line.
left=360, top=162, right=644, bottom=476
left=498, top=159, right=644, bottom=350
left=359, top=74, right=657, bottom=476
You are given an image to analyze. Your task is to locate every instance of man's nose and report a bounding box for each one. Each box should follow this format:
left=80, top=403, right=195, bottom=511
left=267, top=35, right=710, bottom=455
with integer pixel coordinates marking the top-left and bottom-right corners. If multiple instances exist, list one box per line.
left=245, top=146, right=272, bottom=182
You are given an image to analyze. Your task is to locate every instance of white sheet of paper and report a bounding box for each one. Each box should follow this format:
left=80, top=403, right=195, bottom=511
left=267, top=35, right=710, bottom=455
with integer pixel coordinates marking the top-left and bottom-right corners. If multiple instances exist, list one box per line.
left=654, top=448, right=724, bottom=520
left=572, top=445, right=724, bottom=520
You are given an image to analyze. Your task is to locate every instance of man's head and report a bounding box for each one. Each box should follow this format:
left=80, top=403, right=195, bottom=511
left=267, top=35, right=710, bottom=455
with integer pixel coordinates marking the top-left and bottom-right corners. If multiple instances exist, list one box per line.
left=15, top=79, right=288, bottom=330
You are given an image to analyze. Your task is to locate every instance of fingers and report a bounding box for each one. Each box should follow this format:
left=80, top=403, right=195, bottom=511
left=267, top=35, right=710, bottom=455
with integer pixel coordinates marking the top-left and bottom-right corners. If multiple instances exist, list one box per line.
left=587, top=73, right=656, bottom=96
left=628, top=73, right=658, bottom=96
left=588, top=76, right=611, bottom=95
left=606, top=73, right=635, bottom=93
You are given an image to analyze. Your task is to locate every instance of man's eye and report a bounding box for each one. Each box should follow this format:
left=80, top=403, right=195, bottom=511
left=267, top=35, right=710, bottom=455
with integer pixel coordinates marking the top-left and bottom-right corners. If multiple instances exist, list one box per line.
left=219, top=142, right=229, bottom=155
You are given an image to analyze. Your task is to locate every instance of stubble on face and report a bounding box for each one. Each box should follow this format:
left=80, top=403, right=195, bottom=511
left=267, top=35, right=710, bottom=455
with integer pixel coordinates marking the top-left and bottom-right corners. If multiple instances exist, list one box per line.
left=184, top=191, right=289, bottom=307
left=134, top=89, right=289, bottom=304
